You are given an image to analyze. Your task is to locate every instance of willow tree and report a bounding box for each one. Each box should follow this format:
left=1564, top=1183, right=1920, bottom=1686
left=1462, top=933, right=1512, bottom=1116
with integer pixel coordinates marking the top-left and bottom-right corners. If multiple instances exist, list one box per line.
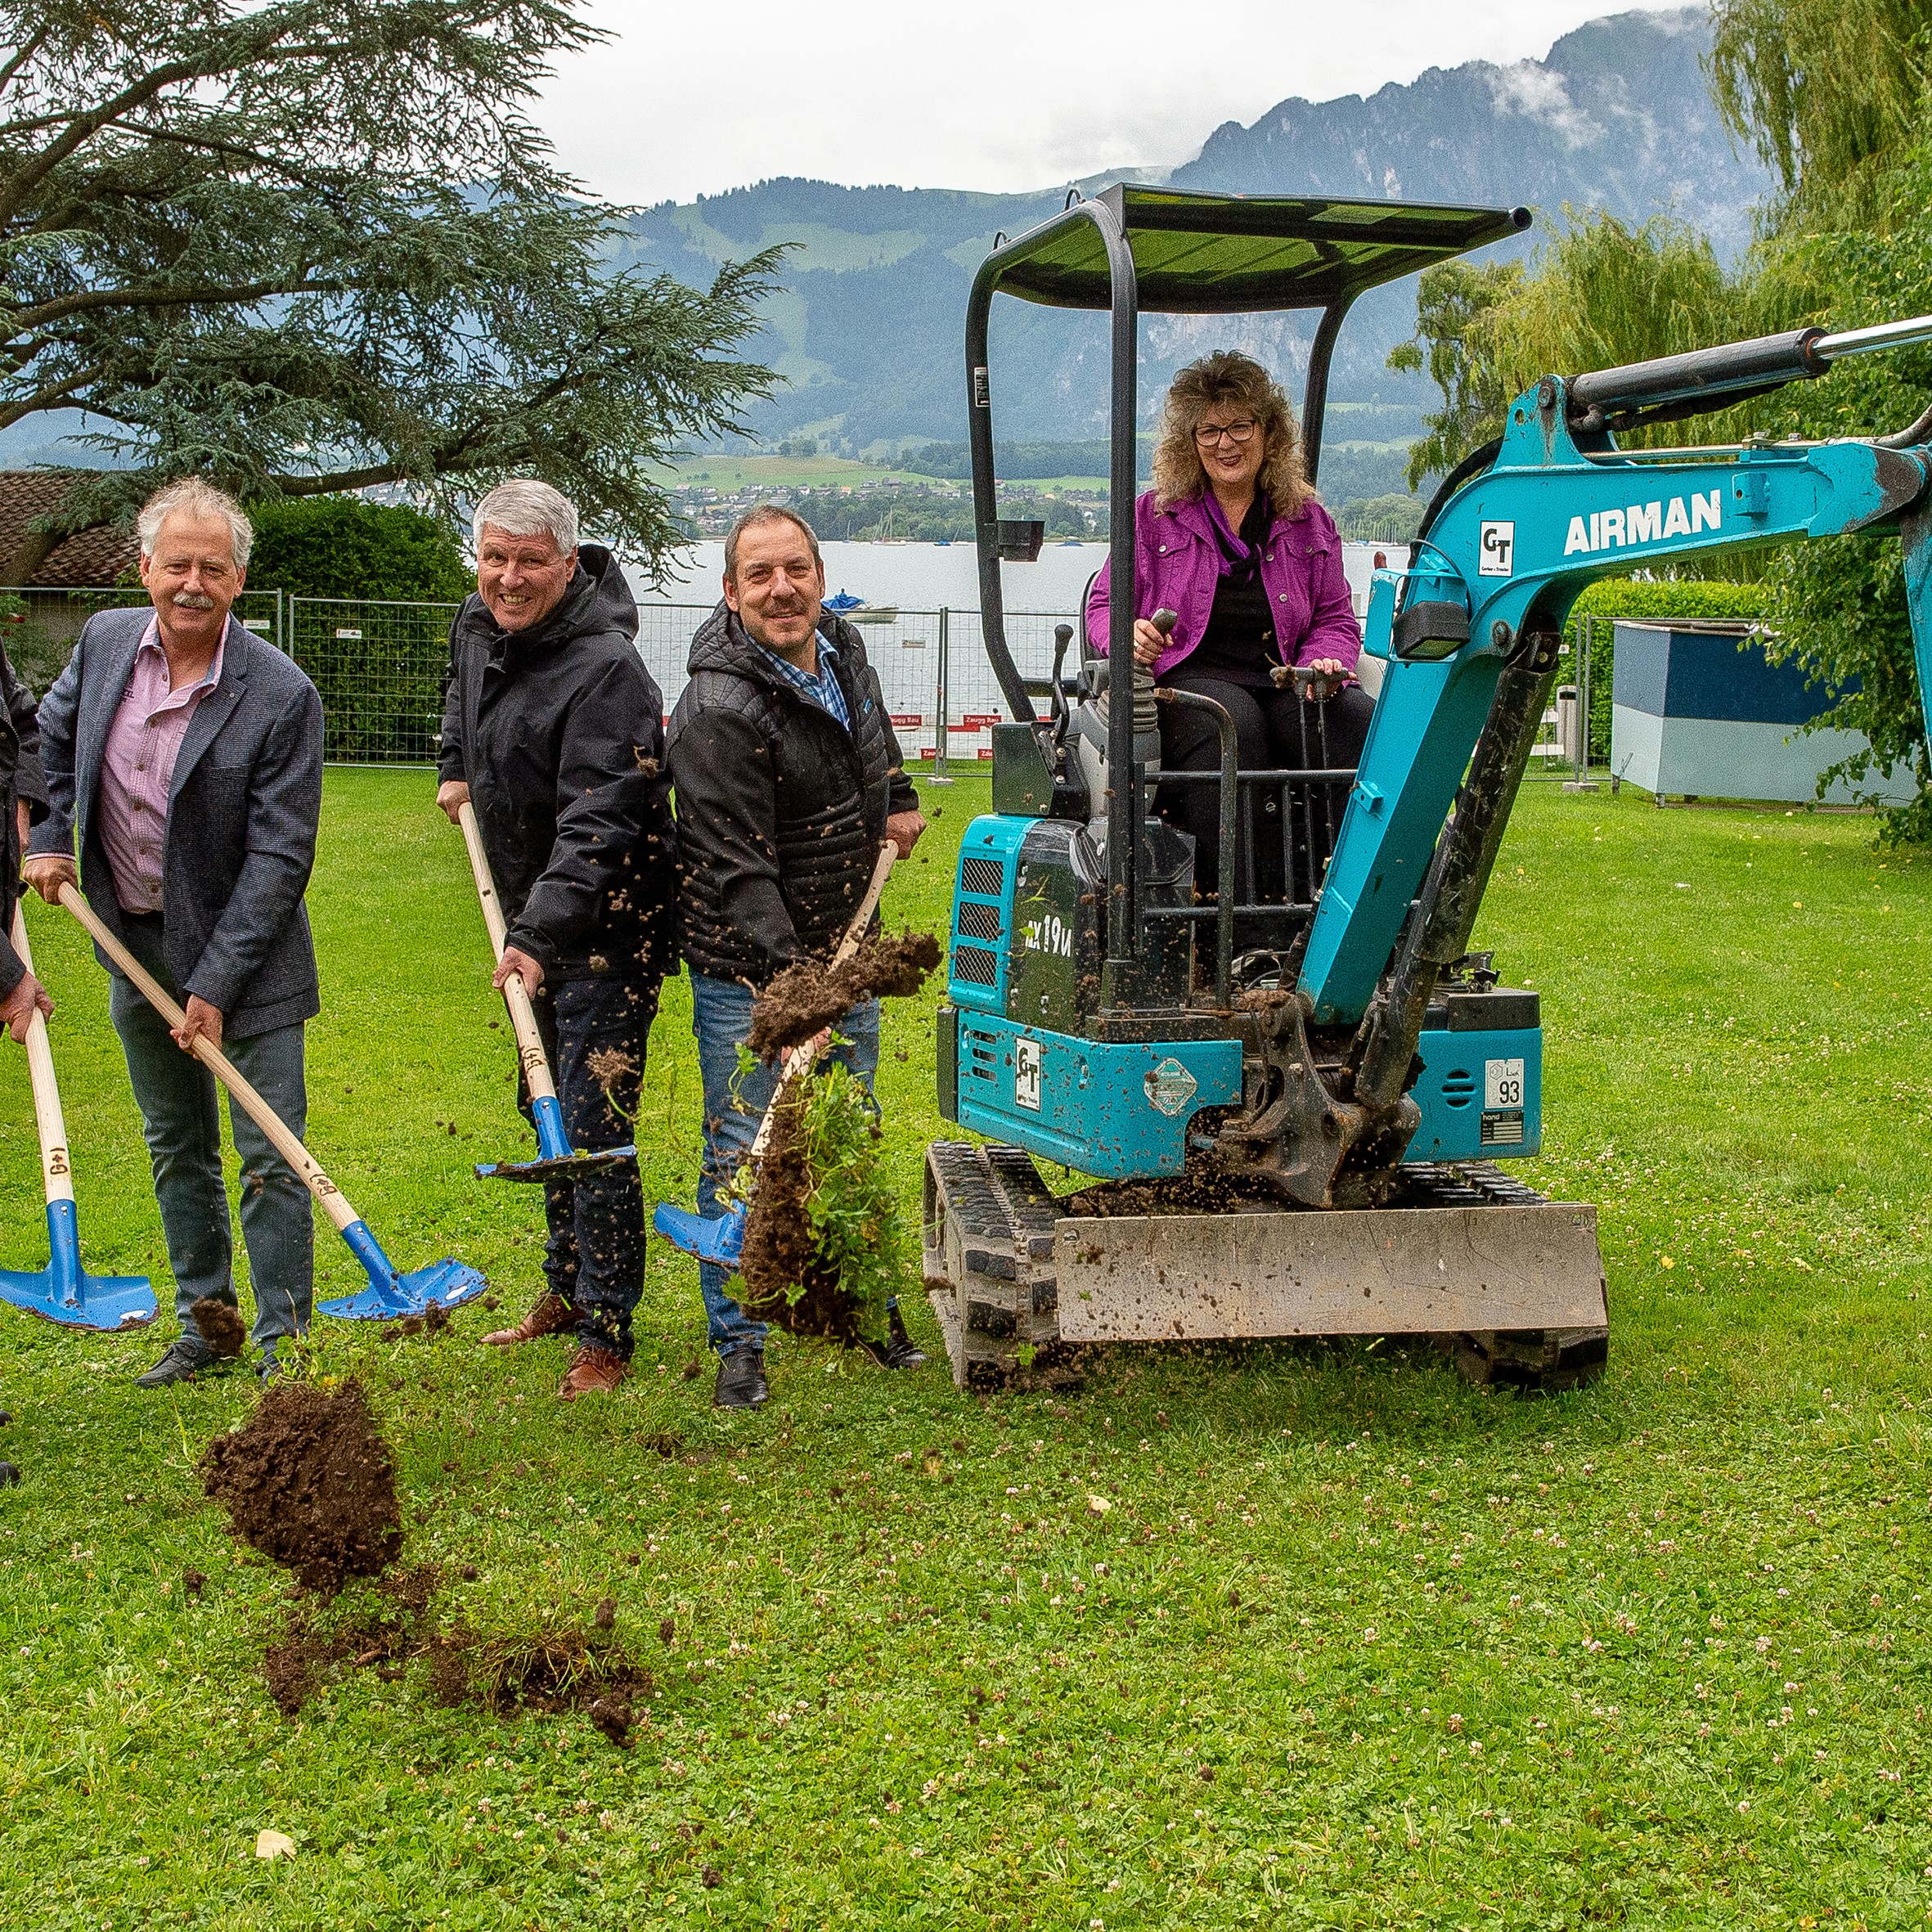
left=1388, top=211, right=1751, bottom=487
left=0, top=2, right=780, bottom=580
left=1707, top=0, right=1932, bottom=232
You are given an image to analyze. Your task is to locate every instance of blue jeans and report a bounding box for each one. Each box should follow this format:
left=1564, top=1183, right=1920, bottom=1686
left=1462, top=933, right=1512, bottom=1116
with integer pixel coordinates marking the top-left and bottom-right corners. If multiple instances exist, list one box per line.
left=690, top=972, right=879, bottom=1356
left=108, top=913, right=312, bottom=1355
left=526, top=975, right=658, bottom=1359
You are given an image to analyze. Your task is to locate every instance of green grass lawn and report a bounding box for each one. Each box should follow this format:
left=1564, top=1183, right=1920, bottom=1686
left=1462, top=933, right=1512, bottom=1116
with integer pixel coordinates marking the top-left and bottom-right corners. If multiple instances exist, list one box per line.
left=0, top=771, right=1928, bottom=1930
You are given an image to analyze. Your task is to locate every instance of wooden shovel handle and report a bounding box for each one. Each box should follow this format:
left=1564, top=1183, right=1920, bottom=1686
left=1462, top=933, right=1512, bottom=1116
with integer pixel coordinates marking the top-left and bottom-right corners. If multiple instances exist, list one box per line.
left=455, top=801, right=556, bottom=1104
left=56, top=883, right=359, bottom=1234
left=746, top=839, right=899, bottom=1164
left=10, top=901, right=71, bottom=1206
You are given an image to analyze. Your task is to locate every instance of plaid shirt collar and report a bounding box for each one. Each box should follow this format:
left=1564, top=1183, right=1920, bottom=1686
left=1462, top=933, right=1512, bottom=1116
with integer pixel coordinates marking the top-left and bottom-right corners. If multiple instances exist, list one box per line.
left=754, top=627, right=849, bottom=730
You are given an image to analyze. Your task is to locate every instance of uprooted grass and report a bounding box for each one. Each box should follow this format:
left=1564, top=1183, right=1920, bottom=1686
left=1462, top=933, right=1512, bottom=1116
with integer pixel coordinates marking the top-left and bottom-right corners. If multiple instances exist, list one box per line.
left=740, top=1063, right=909, bottom=1348
left=3, top=771, right=1932, bottom=1929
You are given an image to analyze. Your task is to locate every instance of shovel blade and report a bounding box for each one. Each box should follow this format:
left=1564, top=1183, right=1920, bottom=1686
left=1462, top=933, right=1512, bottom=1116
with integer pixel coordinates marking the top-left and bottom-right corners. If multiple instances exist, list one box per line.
left=0, top=1265, right=158, bottom=1331
left=0, top=1203, right=157, bottom=1331
left=318, top=1257, right=490, bottom=1323
left=475, top=1143, right=639, bottom=1184
left=653, top=1201, right=747, bottom=1272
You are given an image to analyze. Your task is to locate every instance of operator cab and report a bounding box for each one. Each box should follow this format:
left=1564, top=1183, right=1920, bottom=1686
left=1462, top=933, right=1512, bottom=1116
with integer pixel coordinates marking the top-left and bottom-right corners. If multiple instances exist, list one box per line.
left=957, top=184, right=1531, bottom=1019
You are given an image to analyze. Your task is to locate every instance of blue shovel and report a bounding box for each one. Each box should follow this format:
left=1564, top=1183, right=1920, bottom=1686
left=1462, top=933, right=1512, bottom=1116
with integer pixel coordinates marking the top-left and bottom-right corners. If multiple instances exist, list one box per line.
left=59, top=884, right=486, bottom=1323
left=456, top=802, right=638, bottom=1184
left=0, top=901, right=155, bottom=1329
left=654, top=839, right=897, bottom=1273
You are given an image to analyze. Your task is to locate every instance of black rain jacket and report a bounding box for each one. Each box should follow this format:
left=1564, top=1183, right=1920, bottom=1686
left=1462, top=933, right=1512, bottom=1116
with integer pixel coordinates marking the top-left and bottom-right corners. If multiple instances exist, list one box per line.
left=0, top=643, right=47, bottom=999
left=667, top=604, right=914, bottom=985
left=438, top=544, right=675, bottom=983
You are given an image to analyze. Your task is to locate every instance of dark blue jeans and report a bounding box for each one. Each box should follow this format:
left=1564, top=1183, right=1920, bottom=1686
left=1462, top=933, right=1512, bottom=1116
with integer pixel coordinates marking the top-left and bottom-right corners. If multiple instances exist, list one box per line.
left=526, top=974, right=659, bottom=1359
left=689, top=972, right=879, bottom=1357
left=107, top=912, right=312, bottom=1355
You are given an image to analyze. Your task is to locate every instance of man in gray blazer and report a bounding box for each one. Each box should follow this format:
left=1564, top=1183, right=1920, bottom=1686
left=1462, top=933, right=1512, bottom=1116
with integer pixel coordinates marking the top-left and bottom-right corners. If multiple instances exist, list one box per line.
left=25, top=478, right=324, bottom=1386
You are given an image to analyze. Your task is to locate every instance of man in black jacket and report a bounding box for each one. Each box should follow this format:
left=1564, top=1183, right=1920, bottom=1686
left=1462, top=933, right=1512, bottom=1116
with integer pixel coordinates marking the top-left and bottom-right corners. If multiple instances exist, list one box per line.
left=437, top=479, right=675, bottom=1401
left=0, top=638, right=49, bottom=1485
left=0, top=640, right=51, bottom=1042
left=668, top=505, right=927, bottom=1409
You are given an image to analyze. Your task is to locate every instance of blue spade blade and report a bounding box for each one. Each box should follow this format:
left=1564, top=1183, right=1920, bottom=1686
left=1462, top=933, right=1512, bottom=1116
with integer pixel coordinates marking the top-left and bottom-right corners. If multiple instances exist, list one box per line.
left=475, top=1143, right=638, bottom=1184
left=652, top=1200, right=747, bottom=1272
left=0, top=1201, right=155, bottom=1332
left=316, top=1220, right=489, bottom=1322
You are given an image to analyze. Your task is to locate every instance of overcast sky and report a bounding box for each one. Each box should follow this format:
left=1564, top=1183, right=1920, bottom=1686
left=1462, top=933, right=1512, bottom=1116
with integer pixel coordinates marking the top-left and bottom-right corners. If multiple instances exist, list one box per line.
left=537, top=1, right=1701, bottom=206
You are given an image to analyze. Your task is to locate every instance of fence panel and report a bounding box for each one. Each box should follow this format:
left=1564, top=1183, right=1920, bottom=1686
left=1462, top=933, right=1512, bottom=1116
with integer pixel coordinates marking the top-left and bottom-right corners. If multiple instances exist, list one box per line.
left=287, top=596, right=458, bottom=765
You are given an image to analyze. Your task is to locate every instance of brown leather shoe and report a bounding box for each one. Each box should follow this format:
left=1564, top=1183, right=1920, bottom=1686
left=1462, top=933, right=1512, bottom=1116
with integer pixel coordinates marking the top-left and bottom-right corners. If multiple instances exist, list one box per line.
left=559, top=1345, right=628, bottom=1401
left=480, top=1291, right=576, bottom=1347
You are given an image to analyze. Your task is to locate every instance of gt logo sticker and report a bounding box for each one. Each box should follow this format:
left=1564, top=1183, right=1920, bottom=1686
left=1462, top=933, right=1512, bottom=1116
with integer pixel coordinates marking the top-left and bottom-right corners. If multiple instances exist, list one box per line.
left=1479, top=521, right=1516, bottom=576
left=1014, top=1036, right=1042, bottom=1112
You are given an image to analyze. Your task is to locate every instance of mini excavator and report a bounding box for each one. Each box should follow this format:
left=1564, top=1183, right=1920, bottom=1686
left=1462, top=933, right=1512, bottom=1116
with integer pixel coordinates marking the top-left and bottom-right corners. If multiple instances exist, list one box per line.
left=923, top=184, right=1932, bottom=1391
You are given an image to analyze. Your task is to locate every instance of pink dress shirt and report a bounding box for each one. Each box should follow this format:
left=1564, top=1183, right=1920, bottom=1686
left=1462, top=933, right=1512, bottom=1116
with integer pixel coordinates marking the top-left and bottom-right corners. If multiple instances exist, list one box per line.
left=97, top=618, right=224, bottom=914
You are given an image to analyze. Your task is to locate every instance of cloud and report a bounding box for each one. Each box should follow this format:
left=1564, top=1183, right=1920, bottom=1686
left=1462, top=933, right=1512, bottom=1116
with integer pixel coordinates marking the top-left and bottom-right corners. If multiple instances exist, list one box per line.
left=537, top=1, right=1693, bottom=205
left=1488, top=59, right=1604, bottom=150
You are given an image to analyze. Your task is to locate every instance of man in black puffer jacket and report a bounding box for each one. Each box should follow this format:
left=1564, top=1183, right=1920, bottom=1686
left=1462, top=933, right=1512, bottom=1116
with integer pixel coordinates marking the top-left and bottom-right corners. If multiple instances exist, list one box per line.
left=437, top=479, right=675, bottom=1401
left=669, top=505, right=927, bottom=1409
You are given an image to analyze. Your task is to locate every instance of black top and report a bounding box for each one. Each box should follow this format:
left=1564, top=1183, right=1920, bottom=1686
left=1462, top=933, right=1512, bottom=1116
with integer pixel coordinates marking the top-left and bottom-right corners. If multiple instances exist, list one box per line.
left=667, top=606, right=918, bottom=986
left=438, top=544, right=676, bottom=984
left=1184, top=494, right=1279, bottom=687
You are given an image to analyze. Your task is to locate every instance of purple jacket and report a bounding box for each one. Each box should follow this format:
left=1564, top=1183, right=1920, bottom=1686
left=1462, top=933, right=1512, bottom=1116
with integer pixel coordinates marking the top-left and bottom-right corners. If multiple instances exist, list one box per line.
left=1085, top=489, right=1361, bottom=681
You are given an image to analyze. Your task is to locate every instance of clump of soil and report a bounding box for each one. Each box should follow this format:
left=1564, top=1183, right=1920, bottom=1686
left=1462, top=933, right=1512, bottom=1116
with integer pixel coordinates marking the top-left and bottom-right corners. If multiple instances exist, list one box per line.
left=199, top=1379, right=402, bottom=1594
left=737, top=1090, right=865, bottom=1344
left=189, top=1296, right=247, bottom=1359
left=746, top=930, right=941, bottom=1063
left=260, top=1565, right=442, bottom=1716
left=379, top=1302, right=451, bottom=1344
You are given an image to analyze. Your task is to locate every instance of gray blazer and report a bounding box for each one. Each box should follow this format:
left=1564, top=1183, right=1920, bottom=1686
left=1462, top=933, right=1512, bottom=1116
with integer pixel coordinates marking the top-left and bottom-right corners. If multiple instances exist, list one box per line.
left=29, top=606, right=324, bottom=1038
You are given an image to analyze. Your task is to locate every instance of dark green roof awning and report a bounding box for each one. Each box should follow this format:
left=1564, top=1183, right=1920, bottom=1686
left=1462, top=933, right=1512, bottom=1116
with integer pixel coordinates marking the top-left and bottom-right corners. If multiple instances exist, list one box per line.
left=988, top=185, right=1531, bottom=315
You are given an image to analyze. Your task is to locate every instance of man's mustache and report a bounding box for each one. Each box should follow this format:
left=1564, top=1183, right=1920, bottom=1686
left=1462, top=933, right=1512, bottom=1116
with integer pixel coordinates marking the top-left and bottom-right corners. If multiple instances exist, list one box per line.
left=169, top=591, right=217, bottom=610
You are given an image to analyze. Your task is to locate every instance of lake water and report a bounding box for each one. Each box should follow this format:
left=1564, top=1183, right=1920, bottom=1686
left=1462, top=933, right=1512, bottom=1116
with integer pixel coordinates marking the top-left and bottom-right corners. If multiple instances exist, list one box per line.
left=627, top=537, right=1390, bottom=618
left=623, top=538, right=1390, bottom=762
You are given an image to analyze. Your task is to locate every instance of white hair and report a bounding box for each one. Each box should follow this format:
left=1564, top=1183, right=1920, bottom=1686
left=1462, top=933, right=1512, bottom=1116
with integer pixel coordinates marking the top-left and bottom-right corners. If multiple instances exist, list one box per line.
left=472, top=479, right=579, bottom=555
left=137, top=478, right=253, bottom=569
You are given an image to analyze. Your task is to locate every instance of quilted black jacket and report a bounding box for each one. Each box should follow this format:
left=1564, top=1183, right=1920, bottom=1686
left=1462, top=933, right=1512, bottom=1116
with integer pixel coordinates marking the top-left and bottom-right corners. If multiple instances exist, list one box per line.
left=667, top=604, right=914, bottom=984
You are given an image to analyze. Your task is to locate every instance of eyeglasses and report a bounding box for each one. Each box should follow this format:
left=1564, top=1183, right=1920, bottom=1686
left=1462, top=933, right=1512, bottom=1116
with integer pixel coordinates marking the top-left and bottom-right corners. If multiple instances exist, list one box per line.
left=1194, top=419, right=1260, bottom=447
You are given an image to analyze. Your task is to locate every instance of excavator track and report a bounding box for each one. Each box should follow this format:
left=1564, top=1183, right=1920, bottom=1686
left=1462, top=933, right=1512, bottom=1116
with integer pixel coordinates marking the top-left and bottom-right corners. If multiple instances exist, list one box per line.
left=923, top=1142, right=1607, bottom=1393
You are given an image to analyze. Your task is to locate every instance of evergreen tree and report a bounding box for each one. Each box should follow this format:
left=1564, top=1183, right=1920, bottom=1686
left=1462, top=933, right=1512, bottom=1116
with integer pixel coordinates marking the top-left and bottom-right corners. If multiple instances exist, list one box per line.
left=0, top=2, right=780, bottom=578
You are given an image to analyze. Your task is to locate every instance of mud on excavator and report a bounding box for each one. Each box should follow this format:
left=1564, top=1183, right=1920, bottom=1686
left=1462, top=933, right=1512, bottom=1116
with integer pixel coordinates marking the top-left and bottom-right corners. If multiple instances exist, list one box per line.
left=922, top=183, right=1932, bottom=1392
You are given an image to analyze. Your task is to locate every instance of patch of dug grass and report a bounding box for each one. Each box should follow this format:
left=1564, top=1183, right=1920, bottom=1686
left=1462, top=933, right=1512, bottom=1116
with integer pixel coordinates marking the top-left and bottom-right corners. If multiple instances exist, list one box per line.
left=0, top=773, right=1925, bottom=1928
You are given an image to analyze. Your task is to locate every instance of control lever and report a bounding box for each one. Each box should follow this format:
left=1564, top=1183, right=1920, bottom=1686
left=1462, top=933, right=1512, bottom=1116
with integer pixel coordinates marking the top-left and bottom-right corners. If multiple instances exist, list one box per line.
left=1272, top=662, right=1346, bottom=703
left=1099, top=607, right=1173, bottom=734
left=1049, top=621, right=1074, bottom=730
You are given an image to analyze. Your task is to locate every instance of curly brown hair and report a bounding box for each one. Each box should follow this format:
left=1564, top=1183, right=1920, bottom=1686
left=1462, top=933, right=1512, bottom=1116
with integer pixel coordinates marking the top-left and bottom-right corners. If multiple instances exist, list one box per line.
left=1149, top=351, right=1313, bottom=517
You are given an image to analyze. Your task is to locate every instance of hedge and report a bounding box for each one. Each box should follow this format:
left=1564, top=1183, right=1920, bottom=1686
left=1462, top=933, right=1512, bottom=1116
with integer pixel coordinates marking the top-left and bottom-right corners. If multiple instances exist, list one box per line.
left=1561, top=578, right=1772, bottom=764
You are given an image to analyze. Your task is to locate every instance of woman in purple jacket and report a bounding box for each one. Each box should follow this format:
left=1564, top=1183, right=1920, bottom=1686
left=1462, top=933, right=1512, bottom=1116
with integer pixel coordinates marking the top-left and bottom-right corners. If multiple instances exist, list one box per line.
left=1085, top=349, right=1371, bottom=923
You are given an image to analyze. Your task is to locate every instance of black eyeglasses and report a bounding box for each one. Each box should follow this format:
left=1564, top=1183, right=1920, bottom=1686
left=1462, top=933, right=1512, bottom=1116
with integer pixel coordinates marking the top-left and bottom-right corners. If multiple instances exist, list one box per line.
left=1194, top=419, right=1260, bottom=447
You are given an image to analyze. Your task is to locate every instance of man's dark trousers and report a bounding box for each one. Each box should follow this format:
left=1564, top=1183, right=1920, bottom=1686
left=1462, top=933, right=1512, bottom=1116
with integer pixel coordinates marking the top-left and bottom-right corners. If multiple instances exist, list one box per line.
left=523, top=975, right=659, bottom=1359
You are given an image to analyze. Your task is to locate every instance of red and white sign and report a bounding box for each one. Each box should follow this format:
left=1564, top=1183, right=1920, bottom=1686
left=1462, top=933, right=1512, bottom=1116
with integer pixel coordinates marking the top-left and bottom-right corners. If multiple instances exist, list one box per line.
left=890, top=712, right=923, bottom=728
left=962, top=712, right=1003, bottom=727
left=977, top=747, right=994, bottom=760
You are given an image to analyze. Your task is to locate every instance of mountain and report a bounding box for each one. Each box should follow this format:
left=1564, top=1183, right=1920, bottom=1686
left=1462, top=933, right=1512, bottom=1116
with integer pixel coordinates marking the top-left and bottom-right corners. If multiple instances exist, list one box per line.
left=0, top=7, right=1771, bottom=496
left=609, top=6, right=1768, bottom=471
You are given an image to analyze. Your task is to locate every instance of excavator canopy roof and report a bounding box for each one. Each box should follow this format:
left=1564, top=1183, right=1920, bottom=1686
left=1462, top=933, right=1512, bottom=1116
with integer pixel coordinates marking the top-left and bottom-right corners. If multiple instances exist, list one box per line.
left=991, top=184, right=1531, bottom=315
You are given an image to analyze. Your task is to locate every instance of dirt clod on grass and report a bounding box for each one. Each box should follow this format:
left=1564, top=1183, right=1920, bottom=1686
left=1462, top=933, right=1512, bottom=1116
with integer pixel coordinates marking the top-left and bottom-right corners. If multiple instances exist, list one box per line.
left=189, top=1296, right=247, bottom=1359
left=594, top=1596, right=615, bottom=1630
left=746, top=930, right=941, bottom=1063
left=182, top=1567, right=205, bottom=1597
left=199, top=1379, right=402, bottom=1594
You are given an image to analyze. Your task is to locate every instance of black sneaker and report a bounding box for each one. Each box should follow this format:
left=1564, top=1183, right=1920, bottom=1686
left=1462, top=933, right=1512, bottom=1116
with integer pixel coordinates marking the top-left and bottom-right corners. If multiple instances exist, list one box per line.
left=713, top=1346, right=768, bottom=1409
left=859, top=1304, right=928, bottom=1371
left=134, top=1341, right=210, bottom=1389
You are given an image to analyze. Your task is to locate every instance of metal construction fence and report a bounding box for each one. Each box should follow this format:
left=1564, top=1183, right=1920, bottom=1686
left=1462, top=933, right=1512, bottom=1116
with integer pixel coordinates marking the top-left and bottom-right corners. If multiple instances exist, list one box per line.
left=0, top=583, right=1617, bottom=786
